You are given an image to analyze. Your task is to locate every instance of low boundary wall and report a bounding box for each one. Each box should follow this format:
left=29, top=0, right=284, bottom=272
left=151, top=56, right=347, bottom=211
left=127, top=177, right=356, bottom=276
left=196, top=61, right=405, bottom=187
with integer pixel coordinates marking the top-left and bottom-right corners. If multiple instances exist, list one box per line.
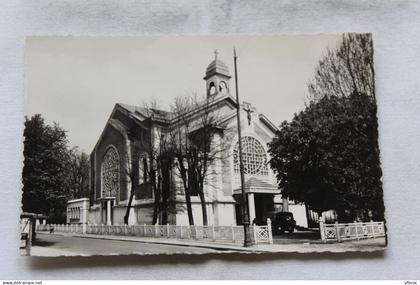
left=319, top=221, right=385, bottom=242
left=37, top=222, right=273, bottom=244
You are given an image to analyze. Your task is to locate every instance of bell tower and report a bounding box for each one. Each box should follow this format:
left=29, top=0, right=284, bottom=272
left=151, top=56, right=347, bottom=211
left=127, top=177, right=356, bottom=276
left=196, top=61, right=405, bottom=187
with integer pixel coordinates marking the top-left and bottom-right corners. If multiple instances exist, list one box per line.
left=204, top=50, right=232, bottom=97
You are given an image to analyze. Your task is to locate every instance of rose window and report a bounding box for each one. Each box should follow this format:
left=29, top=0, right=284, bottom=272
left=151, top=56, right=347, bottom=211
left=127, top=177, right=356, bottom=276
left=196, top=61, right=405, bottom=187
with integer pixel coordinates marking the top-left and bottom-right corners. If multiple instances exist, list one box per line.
left=233, top=136, right=268, bottom=175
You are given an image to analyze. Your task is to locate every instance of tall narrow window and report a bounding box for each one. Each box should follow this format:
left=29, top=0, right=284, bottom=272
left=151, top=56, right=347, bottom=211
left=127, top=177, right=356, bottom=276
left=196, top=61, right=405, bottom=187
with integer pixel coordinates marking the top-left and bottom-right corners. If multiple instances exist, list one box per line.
left=139, top=153, right=149, bottom=185
left=138, top=152, right=153, bottom=199
left=102, top=146, right=120, bottom=198
left=209, top=82, right=216, bottom=95
left=219, top=81, right=228, bottom=94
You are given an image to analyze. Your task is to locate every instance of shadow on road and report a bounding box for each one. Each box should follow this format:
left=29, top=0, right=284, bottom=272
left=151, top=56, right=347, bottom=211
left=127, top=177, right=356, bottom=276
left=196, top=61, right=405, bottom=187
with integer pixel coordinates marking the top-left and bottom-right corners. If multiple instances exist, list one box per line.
left=273, top=230, right=321, bottom=244
left=33, top=237, right=56, bottom=247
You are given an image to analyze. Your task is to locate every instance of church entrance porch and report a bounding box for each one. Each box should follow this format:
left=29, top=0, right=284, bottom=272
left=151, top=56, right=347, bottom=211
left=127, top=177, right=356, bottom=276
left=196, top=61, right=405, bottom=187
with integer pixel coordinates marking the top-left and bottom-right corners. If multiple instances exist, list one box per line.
left=234, top=193, right=276, bottom=225
left=98, top=197, right=116, bottom=225
left=252, top=193, right=275, bottom=223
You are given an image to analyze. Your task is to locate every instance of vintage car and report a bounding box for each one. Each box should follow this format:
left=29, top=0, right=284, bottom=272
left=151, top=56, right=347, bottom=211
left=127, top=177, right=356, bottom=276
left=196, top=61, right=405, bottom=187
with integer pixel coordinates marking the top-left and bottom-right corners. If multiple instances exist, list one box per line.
left=254, top=211, right=296, bottom=234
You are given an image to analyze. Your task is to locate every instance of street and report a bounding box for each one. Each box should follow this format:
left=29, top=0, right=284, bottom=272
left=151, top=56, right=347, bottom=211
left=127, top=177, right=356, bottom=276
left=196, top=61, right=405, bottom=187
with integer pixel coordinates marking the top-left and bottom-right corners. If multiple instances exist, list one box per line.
left=30, top=230, right=386, bottom=256
left=31, top=233, right=221, bottom=256
left=272, top=230, right=321, bottom=244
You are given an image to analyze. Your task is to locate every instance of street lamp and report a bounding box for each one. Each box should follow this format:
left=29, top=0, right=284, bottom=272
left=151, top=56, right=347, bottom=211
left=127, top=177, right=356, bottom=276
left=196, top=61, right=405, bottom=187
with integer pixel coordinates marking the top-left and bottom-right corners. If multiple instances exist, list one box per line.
left=233, top=48, right=252, bottom=247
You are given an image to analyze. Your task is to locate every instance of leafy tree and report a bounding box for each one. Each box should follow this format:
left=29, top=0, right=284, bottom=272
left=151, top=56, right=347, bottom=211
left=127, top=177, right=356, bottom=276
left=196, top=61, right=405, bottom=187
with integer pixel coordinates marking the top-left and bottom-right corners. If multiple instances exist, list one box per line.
left=269, top=33, right=384, bottom=222
left=68, top=147, right=90, bottom=199
left=22, top=114, right=72, bottom=223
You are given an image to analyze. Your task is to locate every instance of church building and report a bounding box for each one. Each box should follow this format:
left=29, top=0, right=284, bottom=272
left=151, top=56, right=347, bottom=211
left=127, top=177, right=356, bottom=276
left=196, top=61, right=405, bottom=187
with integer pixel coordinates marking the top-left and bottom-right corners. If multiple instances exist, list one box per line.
left=86, top=52, right=308, bottom=227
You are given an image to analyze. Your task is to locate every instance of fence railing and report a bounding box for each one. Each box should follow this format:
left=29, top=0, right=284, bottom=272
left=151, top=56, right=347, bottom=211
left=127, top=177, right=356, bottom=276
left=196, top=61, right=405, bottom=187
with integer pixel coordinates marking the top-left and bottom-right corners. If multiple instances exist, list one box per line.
left=253, top=218, right=273, bottom=244
left=36, top=222, right=273, bottom=245
left=319, top=221, right=385, bottom=242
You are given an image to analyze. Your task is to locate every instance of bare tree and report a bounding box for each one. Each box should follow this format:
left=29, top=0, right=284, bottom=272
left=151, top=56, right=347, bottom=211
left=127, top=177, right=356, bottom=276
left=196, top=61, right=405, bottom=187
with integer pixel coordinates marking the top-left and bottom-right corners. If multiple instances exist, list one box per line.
left=122, top=95, right=231, bottom=226
left=122, top=139, right=140, bottom=225
left=139, top=99, right=174, bottom=225
left=308, top=33, right=375, bottom=102
left=169, top=96, right=196, bottom=225
left=169, top=94, right=231, bottom=226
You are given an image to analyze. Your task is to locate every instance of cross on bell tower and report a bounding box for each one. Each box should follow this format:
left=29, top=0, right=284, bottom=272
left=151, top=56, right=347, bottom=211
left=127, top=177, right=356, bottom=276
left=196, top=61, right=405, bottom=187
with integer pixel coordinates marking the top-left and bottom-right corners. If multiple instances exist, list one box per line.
left=203, top=50, right=231, bottom=97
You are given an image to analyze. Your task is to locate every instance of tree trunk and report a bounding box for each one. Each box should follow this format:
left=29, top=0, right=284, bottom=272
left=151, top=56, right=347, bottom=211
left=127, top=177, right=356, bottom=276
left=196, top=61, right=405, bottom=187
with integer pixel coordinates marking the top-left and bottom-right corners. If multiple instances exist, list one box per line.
left=185, top=187, right=194, bottom=226
left=152, top=171, right=161, bottom=225
left=123, top=185, right=135, bottom=225
left=179, top=159, right=194, bottom=225
left=198, top=189, right=208, bottom=226
left=161, top=165, right=170, bottom=225
left=124, top=144, right=139, bottom=225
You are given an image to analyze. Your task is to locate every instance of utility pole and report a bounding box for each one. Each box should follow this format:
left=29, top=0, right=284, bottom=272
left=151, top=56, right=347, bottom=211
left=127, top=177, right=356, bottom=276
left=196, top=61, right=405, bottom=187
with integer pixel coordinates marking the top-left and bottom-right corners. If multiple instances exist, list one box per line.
left=234, top=48, right=252, bottom=247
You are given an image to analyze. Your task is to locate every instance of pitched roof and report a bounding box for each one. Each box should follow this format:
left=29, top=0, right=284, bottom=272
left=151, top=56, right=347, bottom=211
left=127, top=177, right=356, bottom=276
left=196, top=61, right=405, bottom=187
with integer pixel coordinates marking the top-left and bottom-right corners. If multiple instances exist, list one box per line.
left=117, top=103, right=173, bottom=121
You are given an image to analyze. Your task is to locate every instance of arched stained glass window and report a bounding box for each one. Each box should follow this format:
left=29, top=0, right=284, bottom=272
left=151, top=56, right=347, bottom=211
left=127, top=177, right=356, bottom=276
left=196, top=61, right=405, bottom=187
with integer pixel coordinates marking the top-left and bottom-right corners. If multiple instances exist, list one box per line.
left=102, top=146, right=120, bottom=198
left=233, top=136, right=268, bottom=175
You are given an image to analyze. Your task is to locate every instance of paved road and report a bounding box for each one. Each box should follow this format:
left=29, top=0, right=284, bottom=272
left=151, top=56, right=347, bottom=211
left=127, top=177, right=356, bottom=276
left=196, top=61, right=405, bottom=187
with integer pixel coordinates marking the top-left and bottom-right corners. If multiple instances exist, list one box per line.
left=32, top=233, right=220, bottom=256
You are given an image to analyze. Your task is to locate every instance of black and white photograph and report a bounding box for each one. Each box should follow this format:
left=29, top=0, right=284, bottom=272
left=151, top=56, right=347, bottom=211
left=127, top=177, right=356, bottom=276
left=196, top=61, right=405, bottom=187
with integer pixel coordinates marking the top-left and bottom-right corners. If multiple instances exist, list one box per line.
left=20, top=34, right=387, bottom=256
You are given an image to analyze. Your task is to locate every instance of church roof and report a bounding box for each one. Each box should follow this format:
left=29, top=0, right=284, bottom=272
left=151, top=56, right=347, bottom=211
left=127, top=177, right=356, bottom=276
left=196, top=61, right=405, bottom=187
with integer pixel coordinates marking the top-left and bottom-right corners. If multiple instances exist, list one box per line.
left=204, top=58, right=231, bottom=79
left=117, top=103, right=173, bottom=121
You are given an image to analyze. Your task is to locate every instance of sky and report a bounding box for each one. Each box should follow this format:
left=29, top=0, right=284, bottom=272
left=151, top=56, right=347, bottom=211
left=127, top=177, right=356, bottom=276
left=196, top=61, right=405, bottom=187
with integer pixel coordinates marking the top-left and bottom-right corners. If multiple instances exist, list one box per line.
left=25, top=35, right=342, bottom=153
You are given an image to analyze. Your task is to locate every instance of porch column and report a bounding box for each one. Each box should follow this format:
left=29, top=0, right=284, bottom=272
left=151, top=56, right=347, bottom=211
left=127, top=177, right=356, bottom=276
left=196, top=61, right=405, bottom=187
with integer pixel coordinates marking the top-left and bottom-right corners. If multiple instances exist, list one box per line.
left=248, top=193, right=256, bottom=223
left=282, top=198, right=289, bottom=212
left=100, top=202, right=103, bottom=224
left=107, top=200, right=112, bottom=225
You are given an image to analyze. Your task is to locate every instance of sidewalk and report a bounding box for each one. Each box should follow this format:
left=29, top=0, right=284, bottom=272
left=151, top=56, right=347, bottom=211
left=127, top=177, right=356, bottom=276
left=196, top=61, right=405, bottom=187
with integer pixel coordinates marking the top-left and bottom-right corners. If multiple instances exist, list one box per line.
left=37, top=231, right=386, bottom=253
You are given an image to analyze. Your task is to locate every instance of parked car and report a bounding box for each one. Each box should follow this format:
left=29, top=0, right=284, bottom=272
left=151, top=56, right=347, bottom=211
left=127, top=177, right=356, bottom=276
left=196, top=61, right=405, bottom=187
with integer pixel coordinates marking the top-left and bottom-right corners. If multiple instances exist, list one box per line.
left=254, top=211, right=296, bottom=234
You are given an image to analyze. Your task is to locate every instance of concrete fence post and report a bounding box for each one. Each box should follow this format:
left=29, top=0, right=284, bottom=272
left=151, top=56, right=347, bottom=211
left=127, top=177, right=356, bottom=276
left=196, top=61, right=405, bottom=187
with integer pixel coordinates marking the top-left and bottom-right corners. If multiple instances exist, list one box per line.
left=371, top=221, right=376, bottom=239
left=335, top=221, right=341, bottom=242
left=143, top=223, right=146, bottom=237
left=319, top=221, right=325, bottom=242
left=212, top=225, right=216, bottom=242
left=154, top=223, right=158, bottom=237
left=253, top=223, right=257, bottom=244
left=167, top=224, right=170, bottom=238
left=267, top=218, right=273, bottom=244
left=354, top=221, right=359, bottom=240
left=231, top=225, right=235, bottom=243
left=193, top=225, right=198, bottom=240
